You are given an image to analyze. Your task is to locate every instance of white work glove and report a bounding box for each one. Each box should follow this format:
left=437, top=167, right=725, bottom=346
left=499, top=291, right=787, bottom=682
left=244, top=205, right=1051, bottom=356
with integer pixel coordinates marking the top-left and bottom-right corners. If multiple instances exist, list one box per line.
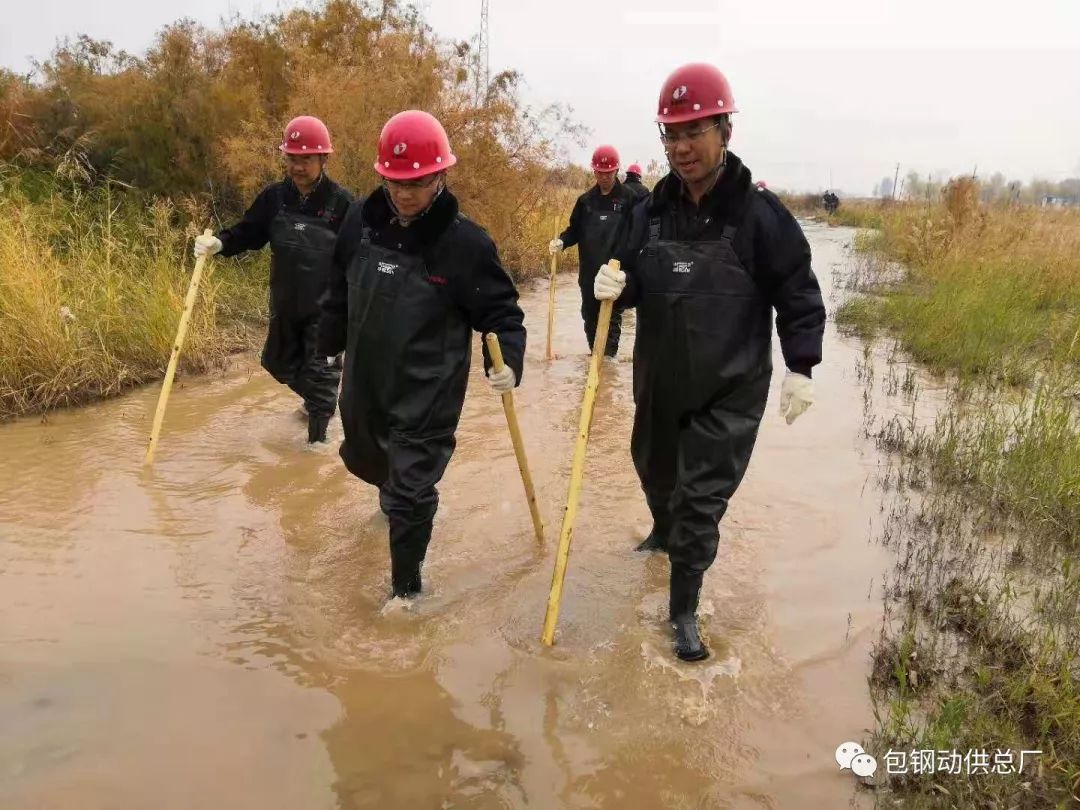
left=593, top=263, right=626, bottom=301
left=779, top=371, right=814, bottom=425
left=193, top=234, right=223, bottom=258
left=548, top=238, right=563, bottom=255
left=486, top=366, right=516, bottom=395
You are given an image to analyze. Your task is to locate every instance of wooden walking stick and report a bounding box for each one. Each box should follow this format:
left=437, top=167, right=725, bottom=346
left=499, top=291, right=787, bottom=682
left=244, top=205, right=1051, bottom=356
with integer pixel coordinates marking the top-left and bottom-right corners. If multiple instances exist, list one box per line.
left=144, top=229, right=214, bottom=466
left=540, top=259, right=620, bottom=646
left=485, top=334, right=545, bottom=545
left=545, top=246, right=558, bottom=361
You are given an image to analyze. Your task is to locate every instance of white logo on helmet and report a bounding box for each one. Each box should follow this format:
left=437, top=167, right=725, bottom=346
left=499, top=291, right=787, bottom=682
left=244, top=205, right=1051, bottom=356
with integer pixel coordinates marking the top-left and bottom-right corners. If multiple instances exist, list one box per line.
left=393, top=142, right=408, bottom=156
left=673, top=85, right=688, bottom=101
left=289, top=130, right=301, bottom=140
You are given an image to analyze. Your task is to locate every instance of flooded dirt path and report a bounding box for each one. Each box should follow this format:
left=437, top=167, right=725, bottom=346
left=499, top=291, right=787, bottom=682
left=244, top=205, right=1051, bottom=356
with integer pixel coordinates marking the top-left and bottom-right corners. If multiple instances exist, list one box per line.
left=2, top=223, right=894, bottom=809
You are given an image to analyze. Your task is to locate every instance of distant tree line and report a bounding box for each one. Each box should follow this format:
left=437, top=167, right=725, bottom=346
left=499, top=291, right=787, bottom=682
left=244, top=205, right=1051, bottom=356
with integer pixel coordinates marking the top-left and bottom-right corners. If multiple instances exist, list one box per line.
left=0, top=0, right=588, bottom=265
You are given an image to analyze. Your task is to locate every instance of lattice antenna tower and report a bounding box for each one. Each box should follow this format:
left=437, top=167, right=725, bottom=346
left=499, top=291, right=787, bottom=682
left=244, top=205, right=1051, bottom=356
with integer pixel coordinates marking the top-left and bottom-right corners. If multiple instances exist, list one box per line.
left=477, top=0, right=490, bottom=103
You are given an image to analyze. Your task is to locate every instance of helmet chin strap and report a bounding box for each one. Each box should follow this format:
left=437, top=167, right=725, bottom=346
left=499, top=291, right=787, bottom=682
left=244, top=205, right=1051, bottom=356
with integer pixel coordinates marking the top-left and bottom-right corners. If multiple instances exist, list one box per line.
left=384, top=175, right=446, bottom=227
left=670, top=145, right=727, bottom=195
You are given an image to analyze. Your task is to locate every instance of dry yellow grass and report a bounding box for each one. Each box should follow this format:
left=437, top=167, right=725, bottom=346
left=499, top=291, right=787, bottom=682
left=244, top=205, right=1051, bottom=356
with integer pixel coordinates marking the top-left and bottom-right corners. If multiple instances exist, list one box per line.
left=837, top=199, right=1080, bottom=380
left=0, top=174, right=265, bottom=418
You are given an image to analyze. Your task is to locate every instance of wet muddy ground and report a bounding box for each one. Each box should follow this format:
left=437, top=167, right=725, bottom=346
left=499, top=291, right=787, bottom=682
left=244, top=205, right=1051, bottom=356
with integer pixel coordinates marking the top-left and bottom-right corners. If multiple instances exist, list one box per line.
left=2, top=223, right=896, bottom=808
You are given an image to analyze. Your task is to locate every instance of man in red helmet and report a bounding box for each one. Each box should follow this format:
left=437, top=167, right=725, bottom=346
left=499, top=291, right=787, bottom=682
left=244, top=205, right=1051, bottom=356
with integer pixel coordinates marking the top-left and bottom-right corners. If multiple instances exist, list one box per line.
left=550, top=145, right=637, bottom=358
left=194, top=115, right=354, bottom=444
left=318, top=110, right=526, bottom=600
left=593, top=64, right=825, bottom=662
left=624, top=163, right=650, bottom=201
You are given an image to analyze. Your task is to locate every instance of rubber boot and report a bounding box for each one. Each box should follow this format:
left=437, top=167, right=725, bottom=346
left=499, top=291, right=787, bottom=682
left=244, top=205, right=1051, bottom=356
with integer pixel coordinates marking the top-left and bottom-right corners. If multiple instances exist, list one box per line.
left=635, top=524, right=669, bottom=553
left=307, top=414, right=330, bottom=444
left=388, top=513, right=433, bottom=599
left=669, top=569, right=709, bottom=662
left=391, top=555, right=422, bottom=598
left=636, top=500, right=671, bottom=553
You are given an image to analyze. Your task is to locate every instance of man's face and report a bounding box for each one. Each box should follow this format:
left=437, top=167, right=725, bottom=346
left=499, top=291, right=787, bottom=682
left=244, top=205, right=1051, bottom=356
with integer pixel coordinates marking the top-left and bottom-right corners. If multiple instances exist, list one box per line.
left=662, top=119, right=727, bottom=185
left=285, top=154, right=324, bottom=189
left=595, top=170, right=617, bottom=194
left=384, top=173, right=442, bottom=218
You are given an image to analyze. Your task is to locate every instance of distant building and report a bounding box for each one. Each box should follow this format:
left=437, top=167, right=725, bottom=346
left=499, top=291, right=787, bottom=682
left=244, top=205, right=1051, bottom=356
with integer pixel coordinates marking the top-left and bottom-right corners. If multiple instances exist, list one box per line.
left=1040, top=195, right=1080, bottom=208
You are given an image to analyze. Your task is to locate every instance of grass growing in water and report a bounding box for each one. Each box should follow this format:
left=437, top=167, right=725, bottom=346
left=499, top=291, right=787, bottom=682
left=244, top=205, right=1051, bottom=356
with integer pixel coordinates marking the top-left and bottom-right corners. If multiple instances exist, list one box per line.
left=864, top=409, right=1080, bottom=807
left=836, top=188, right=1080, bottom=806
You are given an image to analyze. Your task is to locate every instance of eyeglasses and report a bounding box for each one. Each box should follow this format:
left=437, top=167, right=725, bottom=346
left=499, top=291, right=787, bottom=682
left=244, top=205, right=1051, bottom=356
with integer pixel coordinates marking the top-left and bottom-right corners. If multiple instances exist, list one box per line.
left=658, top=122, right=721, bottom=147
left=383, top=173, right=441, bottom=191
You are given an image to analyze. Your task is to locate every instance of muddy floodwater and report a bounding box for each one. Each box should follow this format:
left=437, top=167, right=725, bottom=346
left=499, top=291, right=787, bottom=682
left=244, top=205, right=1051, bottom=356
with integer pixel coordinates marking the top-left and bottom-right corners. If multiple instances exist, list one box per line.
left=2, top=223, right=895, bottom=809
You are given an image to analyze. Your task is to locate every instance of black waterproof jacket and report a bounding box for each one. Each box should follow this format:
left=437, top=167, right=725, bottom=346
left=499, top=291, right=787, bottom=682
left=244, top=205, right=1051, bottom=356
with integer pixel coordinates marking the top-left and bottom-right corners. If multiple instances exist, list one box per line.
left=558, top=182, right=638, bottom=285
left=218, top=176, right=353, bottom=256
left=624, top=173, right=650, bottom=201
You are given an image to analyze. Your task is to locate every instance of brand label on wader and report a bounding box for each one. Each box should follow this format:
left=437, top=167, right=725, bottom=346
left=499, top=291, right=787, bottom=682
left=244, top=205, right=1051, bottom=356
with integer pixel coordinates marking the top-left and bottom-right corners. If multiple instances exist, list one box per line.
left=673, top=261, right=694, bottom=274
left=599, top=215, right=609, bottom=221
left=293, top=222, right=306, bottom=231
left=377, top=262, right=398, bottom=275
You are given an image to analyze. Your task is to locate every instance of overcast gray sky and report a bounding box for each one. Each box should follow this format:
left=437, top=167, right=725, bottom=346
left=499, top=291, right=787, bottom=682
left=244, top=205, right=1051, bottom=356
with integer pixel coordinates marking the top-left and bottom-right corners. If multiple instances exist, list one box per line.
left=3, top=0, right=1079, bottom=195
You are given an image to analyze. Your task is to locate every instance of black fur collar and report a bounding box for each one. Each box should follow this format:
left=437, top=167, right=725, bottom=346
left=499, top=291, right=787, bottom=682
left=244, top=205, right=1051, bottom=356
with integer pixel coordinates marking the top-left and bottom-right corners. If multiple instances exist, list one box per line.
left=362, top=184, right=460, bottom=245
left=648, top=152, right=753, bottom=218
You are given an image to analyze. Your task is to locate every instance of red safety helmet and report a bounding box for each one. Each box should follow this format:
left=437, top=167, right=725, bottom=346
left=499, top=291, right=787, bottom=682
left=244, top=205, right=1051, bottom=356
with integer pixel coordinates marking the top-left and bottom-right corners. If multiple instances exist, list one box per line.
left=591, top=145, right=619, bottom=173
left=374, top=110, right=457, bottom=181
left=655, top=63, right=738, bottom=125
left=279, top=116, right=334, bottom=155
left=627, top=163, right=643, bottom=175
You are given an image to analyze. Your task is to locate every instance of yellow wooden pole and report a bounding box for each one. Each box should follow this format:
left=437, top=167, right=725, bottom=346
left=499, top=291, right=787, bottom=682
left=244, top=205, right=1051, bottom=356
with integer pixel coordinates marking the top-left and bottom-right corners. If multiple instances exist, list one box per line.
left=485, top=333, right=545, bottom=545
left=144, top=228, right=214, bottom=466
left=545, top=249, right=558, bottom=361
left=540, top=259, right=619, bottom=646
